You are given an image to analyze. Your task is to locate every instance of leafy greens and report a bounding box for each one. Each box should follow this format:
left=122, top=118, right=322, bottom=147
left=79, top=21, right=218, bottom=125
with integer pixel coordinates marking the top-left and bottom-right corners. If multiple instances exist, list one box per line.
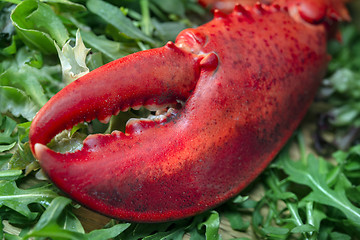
left=0, top=0, right=359, bottom=239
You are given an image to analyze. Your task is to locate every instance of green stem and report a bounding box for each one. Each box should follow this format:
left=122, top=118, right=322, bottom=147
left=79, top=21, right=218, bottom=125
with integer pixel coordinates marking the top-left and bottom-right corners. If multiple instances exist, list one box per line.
left=140, top=0, right=152, bottom=36
left=267, top=171, right=311, bottom=240
left=137, top=41, right=149, bottom=51
left=306, top=202, right=318, bottom=240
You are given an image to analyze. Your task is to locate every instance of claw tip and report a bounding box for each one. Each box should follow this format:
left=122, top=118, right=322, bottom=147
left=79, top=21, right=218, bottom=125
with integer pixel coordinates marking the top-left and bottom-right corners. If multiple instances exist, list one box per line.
left=34, top=143, right=47, bottom=161
left=234, top=4, right=248, bottom=16
left=165, top=41, right=178, bottom=50
left=200, top=53, right=219, bottom=71
left=213, top=9, right=227, bottom=19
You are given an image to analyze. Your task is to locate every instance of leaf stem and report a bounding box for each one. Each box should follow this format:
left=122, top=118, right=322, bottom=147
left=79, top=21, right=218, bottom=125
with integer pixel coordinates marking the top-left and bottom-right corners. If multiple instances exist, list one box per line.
left=267, top=171, right=311, bottom=240
left=305, top=202, right=318, bottom=240
left=140, top=0, right=153, bottom=37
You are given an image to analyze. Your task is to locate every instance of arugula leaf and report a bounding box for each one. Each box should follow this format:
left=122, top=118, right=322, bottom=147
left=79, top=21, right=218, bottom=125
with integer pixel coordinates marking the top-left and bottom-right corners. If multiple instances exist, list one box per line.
left=152, top=20, right=187, bottom=42
left=151, top=0, right=186, bottom=18
left=327, top=25, right=360, bottom=73
left=323, top=69, right=360, bottom=127
left=0, top=51, right=56, bottom=108
left=86, top=223, right=131, bottom=240
left=25, top=196, right=131, bottom=240
left=316, top=23, right=360, bottom=151
left=25, top=197, right=82, bottom=234
left=0, top=115, right=17, bottom=144
left=277, top=153, right=360, bottom=227
left=0, top=181, right=58, bottom=219
left=0, top=86, right=38, bottom=121
left=118, top=222, right=176, bottom=240
left=86, top=0, right=155, bottom=44
left=117, top=211, right=222, bottom=240
left=1, top=1, right=359, bottom=239
left=248, top=131, right=360, bottom=240
left=0, top=170, right=22, bottom=181
left=327, top=69, right=360, bottom=99
left=7, top=142, right=38, bottom=173
left=0, top=142, right=16, bottom=153
left=79, top=29, right=130, bottom=61
left=0, top=64, right=48, bottom=107
left=11, top=0, right=69, bottom=53
left=198, top=211, right=221, bottom=240
left=42, top=0, right=86, bottom=12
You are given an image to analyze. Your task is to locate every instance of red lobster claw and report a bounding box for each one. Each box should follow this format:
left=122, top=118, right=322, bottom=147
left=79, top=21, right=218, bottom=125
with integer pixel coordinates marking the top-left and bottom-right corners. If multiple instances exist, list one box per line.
left=29, top=2, right=347, bottom=222
left=199, top=0, right=350, bottom=22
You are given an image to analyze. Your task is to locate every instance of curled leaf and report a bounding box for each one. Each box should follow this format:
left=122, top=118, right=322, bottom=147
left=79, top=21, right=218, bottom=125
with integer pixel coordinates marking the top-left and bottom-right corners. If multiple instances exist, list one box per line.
left=0, top=86, right=38, bottom=121
left=56, top=30, right=90, bottom=84
left=11, top=0, right=69, bottom=53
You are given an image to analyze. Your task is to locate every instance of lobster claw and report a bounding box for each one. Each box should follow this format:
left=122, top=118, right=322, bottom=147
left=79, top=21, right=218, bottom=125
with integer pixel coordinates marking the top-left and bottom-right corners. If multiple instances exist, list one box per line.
left=30, top=43, right=202, bottom=154
left=29, top=41, right=220, bottom=222
left=29, top=2, right=341, bottom=222
left=199, top=0, right=350, bottom=23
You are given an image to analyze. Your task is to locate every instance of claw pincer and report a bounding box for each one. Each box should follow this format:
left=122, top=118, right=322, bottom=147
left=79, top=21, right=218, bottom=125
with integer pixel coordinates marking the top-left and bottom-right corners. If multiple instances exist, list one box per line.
left=29, top=2, right=346, bottom=222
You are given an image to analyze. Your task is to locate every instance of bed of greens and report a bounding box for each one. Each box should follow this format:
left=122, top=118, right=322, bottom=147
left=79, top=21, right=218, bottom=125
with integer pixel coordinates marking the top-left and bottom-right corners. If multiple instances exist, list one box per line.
left=0, top=0, right=359, bottom=239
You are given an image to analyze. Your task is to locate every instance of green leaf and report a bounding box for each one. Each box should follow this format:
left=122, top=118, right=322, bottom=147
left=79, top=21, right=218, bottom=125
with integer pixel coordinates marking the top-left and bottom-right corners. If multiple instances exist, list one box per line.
left=0, top=0, right=21, bottom=4
left=327, top=69, right=360, bottom=99
left=47, top=130, right=85, bottom=154
left=25, top=197, right=83, bottom=239
left=0, top=181, right=58, bottom=219
left=224, top=211, right=249, bottom=231
left=16, top=121, right=32, bottom=142
left=329, top=104, right=360, bottom=127
left=0, top=115, right=17, bottom=149
left=11, top=0, right=69, bottom=53
left=278, top=154, right=360, bottom=227
left=86, top=223, right=131, bottom=240
left=7, top=142, right=37, bottom=171
left=0, top=115, right=16, bottom=136
left=0, top=170, right=22, bottom=181
left=86, top=0, right=155, bottom=44
left=0, top=142, right=16, bottom=152
left=0, top=49, right=58, bottom=107
left=333, top=145, right=360, bottom=179
left=329, top=231, right=352, bottom=240
left=86, top=51, right=104, bottom=71
left=262, top=226, right=289, bottom=236
left=31, top=196, right=72, bottom=231
left=26, top=196, right=130, bottom=239
left=198, top=211, right=221, bottom=240
left=43, top=0, right=87, bottom=12
left=151, top=0, right=186, bottom=17
left=26, top=222, right=131, bottom=240
left=0, top=154, right=12, bottom=170
left=346, top=185, right=360, bottom=203
left=152, top=20, right=188, bottom=42
left=79, top=29, right=128, bottom=61
left=25, top=223, right=86, bottom=239
left=290, top=224, right=317, bottom=233
left=26, top=1, right=69, bottom=46
left=119, top=222, right=175, bottom=240
left=142, top=229, right=185, bottom=240
left=4, top=233, right=22, bottom=240
left=231, top=195, right=249, bottom=204
left=0, top=115, right=17, bottom=145
left=0, top=86, right=38, bottom=121
left=0, top=36, right=17, bottom=56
